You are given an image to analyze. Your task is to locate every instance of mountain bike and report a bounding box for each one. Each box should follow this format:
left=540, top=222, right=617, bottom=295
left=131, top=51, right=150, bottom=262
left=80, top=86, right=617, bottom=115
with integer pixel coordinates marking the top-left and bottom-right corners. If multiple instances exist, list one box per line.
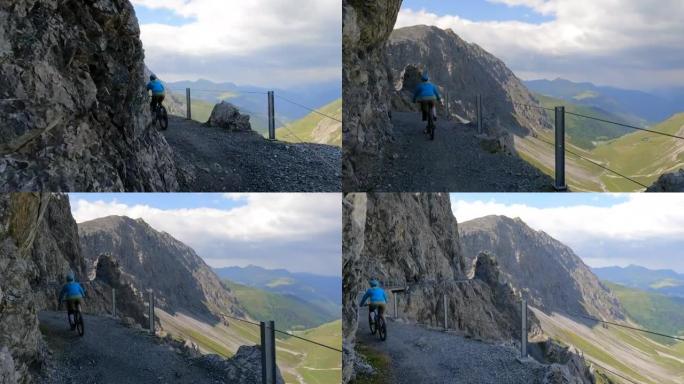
left=66, top=301, right=85, bottom=337
left=367, top=304, right=387, bottom=341
left=152, top=100, right=169, bottom=131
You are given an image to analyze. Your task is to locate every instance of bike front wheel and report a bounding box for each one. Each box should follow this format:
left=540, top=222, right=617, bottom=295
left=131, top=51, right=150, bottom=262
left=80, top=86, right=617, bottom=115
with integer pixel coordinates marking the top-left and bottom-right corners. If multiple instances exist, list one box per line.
left=159, top=106, right=169, bottom=130
left=378, top=317, right=387, bottom=341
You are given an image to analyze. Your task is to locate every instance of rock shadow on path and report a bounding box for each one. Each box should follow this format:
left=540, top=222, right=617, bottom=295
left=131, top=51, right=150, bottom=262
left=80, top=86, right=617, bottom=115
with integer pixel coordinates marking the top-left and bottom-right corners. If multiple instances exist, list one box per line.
left=162, top=116, right=341, bottom=192
left=37, top=311, right=222, bottom=384
left=355, top=307, right=547, bottom=384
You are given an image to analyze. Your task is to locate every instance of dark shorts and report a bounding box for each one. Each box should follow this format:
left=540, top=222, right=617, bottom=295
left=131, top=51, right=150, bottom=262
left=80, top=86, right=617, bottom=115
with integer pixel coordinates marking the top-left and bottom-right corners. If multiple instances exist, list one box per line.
left=150, top=94, right=165, bottom=109
left=369, top=303, right=386, bottom=317
left=419, top=100, right=436, bottom=121
left=66, top=298, right=81, bottom=313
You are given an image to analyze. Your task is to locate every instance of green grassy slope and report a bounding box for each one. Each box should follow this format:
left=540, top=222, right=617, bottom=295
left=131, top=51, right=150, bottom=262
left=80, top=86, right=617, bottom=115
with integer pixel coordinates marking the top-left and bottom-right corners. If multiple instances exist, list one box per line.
left=604, top=282, right=684, bottom=344
left=157, top=310, right=341, bottom=384
left=276, top=99, right=342, bottom=146
left=224, top=280, right=337, bottom=331
left=535, top=94, right=635, bottom=149
left=515, top=109, right=684, bottom=191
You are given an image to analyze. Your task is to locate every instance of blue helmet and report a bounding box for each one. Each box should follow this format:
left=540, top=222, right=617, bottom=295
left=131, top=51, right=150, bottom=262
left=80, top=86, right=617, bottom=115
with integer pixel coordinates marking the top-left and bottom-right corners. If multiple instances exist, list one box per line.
left=421, top=72, right=429, bottom=82
left=66, top=272, right=75, bottom=282
left=150, top=74, right=157, bottom=81
left=369, top=279, right=379, bottom=287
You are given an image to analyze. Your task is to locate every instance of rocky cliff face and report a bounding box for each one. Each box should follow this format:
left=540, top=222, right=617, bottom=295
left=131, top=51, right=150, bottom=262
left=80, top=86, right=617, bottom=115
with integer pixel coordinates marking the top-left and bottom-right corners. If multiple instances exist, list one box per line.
left=0, top=1, right=178, bottom=191
left=0, top=194, right=145, bottom=383
left=386, top=25, right=552, bottom=138
left=459, top=215, right=625, bottom=321
left=78, top=216, right=243, bottom=320
left=342, top=0, right=403, bottom=187
left=342, top=193, right=541, bottom=383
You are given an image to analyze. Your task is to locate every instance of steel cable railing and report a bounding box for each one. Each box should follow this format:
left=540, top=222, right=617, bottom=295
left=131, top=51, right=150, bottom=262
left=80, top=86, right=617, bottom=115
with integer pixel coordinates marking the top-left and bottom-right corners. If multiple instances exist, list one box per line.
left=220, top=312, right=342, bottom=353
left=479, top=97, right=683, bottom=190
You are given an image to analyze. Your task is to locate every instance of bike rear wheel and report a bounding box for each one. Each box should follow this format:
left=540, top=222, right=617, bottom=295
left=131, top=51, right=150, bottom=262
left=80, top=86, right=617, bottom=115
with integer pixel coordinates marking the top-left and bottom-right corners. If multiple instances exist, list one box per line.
left=369, top=310, right=377, bottom=335
left=378, top=316, right=387, bottom=341
left=428, top=114, right=435, bottom=141
left=75, top=311, right=85, bottom=337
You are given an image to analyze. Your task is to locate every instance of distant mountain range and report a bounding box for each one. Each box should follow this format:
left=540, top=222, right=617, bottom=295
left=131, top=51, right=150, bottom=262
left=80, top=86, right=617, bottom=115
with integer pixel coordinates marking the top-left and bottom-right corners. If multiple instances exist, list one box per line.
left=525, top=78, right=681, bottom=124
left=166, top=78, right=341, bottom=124
left=593, top=265, right=684, bottom=298
left=213, top=265, right=342, bottom=318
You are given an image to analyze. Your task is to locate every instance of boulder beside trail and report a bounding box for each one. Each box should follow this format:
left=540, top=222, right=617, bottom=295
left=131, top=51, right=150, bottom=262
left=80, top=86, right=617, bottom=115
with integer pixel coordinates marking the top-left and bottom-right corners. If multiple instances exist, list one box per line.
left=206, top=101, right=252, bottom=132
left=646, top=169, right=684, bottom=192
left=194, top=346, right=285, bottom=384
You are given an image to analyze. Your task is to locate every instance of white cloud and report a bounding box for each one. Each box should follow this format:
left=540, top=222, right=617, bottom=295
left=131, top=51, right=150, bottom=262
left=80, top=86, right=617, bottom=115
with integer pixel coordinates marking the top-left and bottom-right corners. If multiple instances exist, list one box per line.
left=452, top=194, right=684, bottom=242
left=71, top=194, right=342, bottom=275
left=132, top=0, right=341, bottom=86
left=396, top=1, right=684, bottom=89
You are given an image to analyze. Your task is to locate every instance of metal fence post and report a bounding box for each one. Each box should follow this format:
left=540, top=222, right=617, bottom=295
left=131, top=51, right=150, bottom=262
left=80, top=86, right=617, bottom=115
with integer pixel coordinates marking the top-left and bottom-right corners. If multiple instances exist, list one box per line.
left=261, top=321, right=277, bottom=384
left=112, top=288, right=116, bottom=317
left=186, top=88, right=192, bottom=120
left=394, top=293, right=398, bottom=318
left=267, top=91, right=276, bottom=140
left=443, top=294, right=448, bottom=331
left=148, top=290, right=154, bottom=334
left=554, top=106, right=567, bottom=191
left=476, top=95, right=483, bottom=134
left=521, top=299, right=527, bottom=359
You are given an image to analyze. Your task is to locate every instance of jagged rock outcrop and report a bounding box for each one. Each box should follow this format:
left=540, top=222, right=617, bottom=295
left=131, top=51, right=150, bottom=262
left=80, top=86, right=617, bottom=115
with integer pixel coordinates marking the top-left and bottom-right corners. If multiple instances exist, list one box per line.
left=386, top=25, right=552, bottom=138
left=206, top=101, right=252, bottom=132
left=194, top=346, right=285, bottom=384
left=535, top=340, right=594, bottom=384
left=646, top=169, right=684, bottom=192
left=78, top=216, right=243, bottom=320
left=459, top=215, right=625, bottom=321
left=343, top=193, right=540, bottom=383
left=342, top=0, right=403, bottom=187
left=0, top=1, right=178, bottom=191
left=85, top=253, right=148, bottom=327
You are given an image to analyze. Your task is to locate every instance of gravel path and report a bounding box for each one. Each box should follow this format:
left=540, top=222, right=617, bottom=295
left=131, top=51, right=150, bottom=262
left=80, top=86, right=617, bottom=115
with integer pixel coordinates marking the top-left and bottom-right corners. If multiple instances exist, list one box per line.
left=356, top=111, right=554, bottom=192
left=37, top=311, right=223, bottom=384
left=356, top=307, right=547, bottom=384
left=162, top=116, right=341, bottom=192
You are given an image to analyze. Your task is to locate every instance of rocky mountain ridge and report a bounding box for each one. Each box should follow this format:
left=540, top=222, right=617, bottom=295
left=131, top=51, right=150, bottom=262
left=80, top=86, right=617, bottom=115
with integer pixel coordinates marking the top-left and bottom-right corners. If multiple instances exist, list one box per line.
left=343, top=193, right=594, bottom=383
left=386, top=25, right=552, bottom=140
left=0, top=1, right=178, bottom=191
left=78, top=215, right=243, bottom=321
left=459, top=215, right=625, bottom=321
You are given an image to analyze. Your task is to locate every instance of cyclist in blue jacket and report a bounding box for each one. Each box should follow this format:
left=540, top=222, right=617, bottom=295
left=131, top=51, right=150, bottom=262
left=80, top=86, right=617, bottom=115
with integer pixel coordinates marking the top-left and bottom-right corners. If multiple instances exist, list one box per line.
left=413, top=72, right=443, bottom=132
left=146, top=74, right=166, bottom=113
left=59, top=272, right=85, bottom=329
left=360, top=279, right=388, bottom=321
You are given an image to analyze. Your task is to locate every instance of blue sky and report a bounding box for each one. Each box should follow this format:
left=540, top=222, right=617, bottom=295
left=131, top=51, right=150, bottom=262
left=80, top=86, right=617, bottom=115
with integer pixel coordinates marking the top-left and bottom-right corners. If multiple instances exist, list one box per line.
left=402, top=0, right=553, bottom=23
left=130, top=0, right=340, bottom=88
left=396, top=0, right=684, bottom=90
left=69, top=193, right=246, bottom=210
left=451, top=193, right=628, bottom=209
left=67, top=193, right=341, bottom=276
left=451, top=193, right=684, bottom=272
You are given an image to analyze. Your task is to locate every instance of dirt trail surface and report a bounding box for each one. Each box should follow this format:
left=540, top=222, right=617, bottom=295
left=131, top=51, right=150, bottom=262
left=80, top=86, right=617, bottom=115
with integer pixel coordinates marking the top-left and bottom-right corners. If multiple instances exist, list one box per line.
left=356, top=308, right=547, bottom=384
left=162, top=116, right=341, bottom=192
left=360, top=111, right=554, bottom=191
left=37, top=311, right=223, bottom=384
